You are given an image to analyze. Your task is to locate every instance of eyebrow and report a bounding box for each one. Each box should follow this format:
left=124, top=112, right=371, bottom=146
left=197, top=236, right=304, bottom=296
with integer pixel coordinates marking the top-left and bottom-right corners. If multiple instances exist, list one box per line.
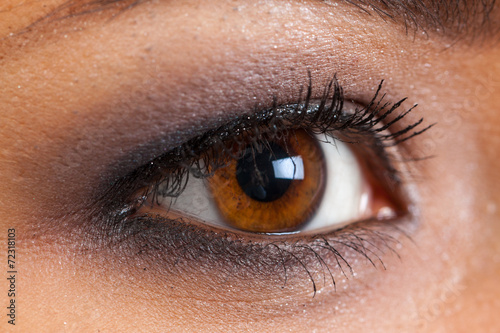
left=21, top=0, right=500, bottom=40
left=343, top=0, right=498, bottom=39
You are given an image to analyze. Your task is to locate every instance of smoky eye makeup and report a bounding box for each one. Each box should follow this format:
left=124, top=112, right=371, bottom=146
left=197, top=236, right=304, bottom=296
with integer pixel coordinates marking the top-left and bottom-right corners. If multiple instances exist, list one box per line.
left=85, top=76, right=431, bottom=294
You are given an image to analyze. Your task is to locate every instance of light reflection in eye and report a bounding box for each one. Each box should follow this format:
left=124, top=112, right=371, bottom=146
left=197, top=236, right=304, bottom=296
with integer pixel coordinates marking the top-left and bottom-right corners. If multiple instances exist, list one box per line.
left=272, top=156, right=305, bottom=180
left=152, top=128, right=398, bottom=234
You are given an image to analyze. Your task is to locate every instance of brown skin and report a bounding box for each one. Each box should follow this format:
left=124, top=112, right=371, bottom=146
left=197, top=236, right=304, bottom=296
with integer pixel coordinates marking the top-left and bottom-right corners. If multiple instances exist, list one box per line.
left=0, top=0, right=499, bottom=332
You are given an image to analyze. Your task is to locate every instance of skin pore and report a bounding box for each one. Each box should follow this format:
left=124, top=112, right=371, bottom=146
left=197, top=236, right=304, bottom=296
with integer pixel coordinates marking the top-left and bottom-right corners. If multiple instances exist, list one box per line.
left=0, top=0, right=499, bottom=332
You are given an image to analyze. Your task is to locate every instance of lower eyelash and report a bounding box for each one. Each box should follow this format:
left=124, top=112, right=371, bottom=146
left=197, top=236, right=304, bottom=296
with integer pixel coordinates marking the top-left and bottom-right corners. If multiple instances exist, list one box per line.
left=100, top=213, right=408, bottom=296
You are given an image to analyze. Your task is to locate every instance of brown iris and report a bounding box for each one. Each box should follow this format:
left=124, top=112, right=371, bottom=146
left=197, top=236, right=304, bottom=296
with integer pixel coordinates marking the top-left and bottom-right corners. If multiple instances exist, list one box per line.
left=207, top=129, right=325, bottom=233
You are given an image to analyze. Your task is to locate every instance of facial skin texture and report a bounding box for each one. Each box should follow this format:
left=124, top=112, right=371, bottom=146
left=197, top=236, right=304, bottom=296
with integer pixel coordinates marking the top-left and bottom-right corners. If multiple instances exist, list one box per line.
left=0, top=0, right=499, bottom=332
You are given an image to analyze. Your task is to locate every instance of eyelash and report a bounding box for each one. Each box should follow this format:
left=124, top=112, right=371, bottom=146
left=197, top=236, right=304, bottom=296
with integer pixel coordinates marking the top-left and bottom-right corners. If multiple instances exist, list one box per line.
left=95, top=76, right=430, bottom=295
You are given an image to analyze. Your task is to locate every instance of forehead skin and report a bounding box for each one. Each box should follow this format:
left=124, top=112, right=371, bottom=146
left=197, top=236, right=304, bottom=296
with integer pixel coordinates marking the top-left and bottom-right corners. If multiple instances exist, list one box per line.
left=0, top=0, right=499, bottom=332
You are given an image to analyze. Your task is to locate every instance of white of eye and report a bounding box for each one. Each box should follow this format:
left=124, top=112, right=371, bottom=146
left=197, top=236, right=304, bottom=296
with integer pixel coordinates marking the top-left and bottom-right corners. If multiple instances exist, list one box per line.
left=301, top=136, right=369, bottom=231
left=158, top=135, right=372, bottom=232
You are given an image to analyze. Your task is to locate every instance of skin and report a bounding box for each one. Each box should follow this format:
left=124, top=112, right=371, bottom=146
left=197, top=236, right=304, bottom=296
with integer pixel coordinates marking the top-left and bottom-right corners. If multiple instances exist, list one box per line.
left=0, top=0, right=499, bottom=332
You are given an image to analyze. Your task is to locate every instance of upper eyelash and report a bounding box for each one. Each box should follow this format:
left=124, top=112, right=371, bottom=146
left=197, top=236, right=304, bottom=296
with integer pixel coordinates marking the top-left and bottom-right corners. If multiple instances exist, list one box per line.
left=114, top=77, right=431, bottom=216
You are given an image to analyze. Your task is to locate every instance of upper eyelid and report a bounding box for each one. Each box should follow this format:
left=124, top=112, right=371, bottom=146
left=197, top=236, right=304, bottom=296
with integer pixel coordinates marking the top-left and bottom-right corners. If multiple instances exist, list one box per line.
left=101, top=79, right=429, bottom=221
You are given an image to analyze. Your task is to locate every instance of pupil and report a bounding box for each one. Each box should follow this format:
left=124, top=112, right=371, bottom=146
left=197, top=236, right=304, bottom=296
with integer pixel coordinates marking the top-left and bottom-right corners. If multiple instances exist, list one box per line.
left=236, top=142, right=302, bottom=202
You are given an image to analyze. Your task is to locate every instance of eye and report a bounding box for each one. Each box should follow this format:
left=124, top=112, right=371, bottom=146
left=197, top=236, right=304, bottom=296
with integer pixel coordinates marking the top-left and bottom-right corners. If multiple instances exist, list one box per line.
left=154, top=128, right=396, bottom=234
left=132, top=80, right=422, bottom=235
left=98, top=79, right=430, bottom=297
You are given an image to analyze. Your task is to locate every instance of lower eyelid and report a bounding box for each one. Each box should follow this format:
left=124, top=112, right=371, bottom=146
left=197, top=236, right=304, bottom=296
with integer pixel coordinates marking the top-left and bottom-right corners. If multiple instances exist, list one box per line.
left=93, top=210, right=412, bottom=297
